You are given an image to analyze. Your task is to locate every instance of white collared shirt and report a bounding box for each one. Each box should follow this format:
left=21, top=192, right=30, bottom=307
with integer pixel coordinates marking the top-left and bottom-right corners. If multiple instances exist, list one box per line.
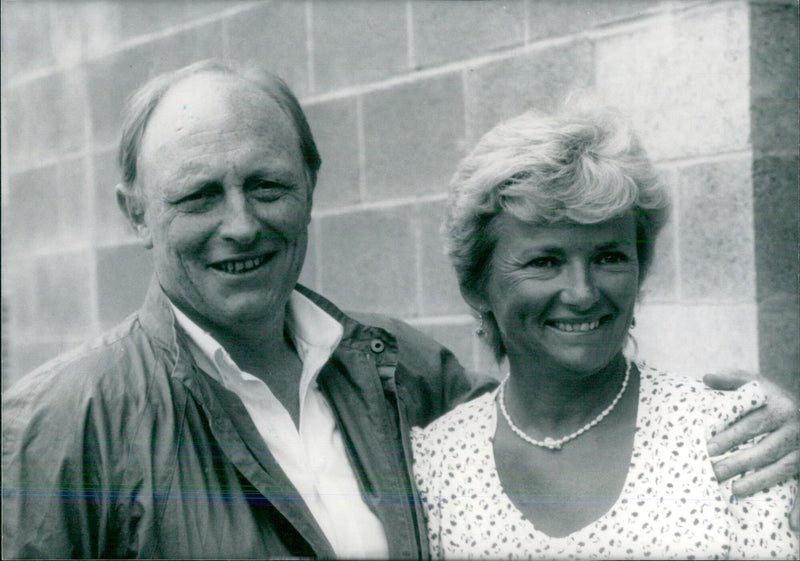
left=170, top=292, right=389, bottom=559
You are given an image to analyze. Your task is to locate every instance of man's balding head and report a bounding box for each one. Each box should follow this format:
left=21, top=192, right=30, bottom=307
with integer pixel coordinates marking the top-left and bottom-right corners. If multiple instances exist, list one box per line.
left=117, top=60, right=321, bottom=193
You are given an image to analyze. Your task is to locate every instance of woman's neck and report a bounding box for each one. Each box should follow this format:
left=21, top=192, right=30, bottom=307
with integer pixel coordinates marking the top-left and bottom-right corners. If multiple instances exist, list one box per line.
left=503, top=353, right=629, bottom=435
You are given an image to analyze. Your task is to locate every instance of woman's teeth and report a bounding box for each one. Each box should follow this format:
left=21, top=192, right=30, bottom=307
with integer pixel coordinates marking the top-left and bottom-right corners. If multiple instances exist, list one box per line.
left=552, top=320, right=600, bottom=332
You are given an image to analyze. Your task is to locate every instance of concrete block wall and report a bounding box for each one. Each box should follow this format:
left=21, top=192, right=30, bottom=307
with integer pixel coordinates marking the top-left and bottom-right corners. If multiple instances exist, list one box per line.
left=2, top=0, right=797, bottom=392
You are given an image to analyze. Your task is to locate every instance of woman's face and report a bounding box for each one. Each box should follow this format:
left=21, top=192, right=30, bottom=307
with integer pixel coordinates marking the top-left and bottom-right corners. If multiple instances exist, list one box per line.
left=480, top=212, right=639, bottom=376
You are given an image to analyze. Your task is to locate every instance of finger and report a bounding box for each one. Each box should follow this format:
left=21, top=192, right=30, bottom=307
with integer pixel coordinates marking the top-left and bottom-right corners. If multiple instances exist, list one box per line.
left=791, top=494, right=799, bottom=532
left=729, top=450, right=800, bottom=497
left=707, top=406, right=782, bottom=458
left=712, top=422, right=798, bottom=481
left=702, top=370, right=758, bottom=391
left=759, top=377, right=800, bottom=408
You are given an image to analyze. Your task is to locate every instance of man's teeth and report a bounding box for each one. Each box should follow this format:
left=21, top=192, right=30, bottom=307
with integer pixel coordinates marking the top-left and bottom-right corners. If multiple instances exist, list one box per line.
left=552, top=320, right=600, bottom=332
left=217, top=256, right=266, bottom=274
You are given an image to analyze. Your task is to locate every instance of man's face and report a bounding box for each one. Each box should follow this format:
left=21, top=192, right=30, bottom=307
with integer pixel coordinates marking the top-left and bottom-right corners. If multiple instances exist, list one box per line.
left=134, top=73, right=312, bottom=339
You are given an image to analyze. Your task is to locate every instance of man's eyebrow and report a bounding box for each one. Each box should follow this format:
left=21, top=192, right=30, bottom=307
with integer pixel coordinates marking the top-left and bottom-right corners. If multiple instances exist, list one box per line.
left=247, top=167, right=296, bottom=179
left=243, top=174, right=293, bottom=186
left=595, top=240, right=635, bottom=250
left=249, top=165, right=307, bottom=184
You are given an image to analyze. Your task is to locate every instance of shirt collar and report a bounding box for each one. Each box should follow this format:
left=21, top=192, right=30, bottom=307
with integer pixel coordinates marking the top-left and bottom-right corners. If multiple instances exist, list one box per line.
left=169, top=291, right=344, bottom=401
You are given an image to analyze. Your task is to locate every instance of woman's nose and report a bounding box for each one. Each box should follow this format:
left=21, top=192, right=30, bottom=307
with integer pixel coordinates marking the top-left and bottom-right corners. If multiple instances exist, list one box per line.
left=219, top=192, right=260, bottom=245
left=560, top=263, right=599, bottom=310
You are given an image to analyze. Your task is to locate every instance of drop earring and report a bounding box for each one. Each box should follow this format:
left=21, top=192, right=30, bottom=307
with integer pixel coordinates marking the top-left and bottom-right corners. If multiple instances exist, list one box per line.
left=475, top=313, right=486, bottom=336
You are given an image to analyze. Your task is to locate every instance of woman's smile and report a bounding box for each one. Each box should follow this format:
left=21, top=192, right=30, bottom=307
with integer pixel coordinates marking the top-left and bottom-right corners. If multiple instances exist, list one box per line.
left=545, top=317, right=607, bottom=333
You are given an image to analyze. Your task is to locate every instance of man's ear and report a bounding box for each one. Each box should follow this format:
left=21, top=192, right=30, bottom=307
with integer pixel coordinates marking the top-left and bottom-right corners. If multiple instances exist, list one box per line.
left=304, top=179, right=314, bottom=225
left=115, top=183, right=153, bottom=249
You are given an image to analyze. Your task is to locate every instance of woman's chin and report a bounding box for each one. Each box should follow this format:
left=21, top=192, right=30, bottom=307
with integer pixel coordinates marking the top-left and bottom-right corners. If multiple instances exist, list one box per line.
left=539, top=350, right=622, bottom=378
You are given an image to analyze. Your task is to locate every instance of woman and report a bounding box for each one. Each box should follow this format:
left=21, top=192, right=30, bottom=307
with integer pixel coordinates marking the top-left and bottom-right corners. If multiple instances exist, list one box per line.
left=411, top=104, right=798, bottom=559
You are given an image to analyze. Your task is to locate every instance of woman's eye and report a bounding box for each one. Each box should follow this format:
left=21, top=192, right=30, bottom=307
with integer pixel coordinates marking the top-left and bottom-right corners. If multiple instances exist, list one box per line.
left=529, top=256, right=560, bottom=268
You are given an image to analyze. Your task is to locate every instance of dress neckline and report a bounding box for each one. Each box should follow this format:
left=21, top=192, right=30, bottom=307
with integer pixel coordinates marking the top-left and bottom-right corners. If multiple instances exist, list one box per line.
left=485, top=362, right=650, bottom=540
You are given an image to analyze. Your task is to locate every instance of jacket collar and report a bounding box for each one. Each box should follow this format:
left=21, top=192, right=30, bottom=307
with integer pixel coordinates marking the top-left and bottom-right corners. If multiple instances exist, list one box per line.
left=138, top=276, right=182, bottom=354
left=295, top=285, right=398, bottom=362
left=137, top=277, right=386, bottom=362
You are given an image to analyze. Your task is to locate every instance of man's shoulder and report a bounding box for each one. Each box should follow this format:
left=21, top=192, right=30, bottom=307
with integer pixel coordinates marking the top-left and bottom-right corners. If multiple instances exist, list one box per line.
left=3, top=312, right=167, bottom=423
left=347, top=311, right=438, bottom=349
left=345, top=311, right=463, bottom=383
left=295, top=285, right=437, bottom=347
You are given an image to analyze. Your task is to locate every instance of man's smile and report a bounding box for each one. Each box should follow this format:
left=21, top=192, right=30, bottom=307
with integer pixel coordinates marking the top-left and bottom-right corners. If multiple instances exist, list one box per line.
left=210, top=253, right=273, bottom=274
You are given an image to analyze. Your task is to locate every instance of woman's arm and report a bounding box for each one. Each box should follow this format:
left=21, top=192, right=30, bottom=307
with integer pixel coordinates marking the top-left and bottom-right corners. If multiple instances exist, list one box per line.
left=704, top=371, right=800, bottom=530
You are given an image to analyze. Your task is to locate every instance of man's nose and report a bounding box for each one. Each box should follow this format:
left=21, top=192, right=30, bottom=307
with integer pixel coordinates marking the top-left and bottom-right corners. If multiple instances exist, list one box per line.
left=559, top=262, right=599, bottom=310
left=219, top=192, right=260, bottom=245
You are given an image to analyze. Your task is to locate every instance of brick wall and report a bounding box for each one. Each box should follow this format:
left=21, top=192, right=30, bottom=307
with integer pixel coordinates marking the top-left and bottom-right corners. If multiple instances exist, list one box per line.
left=2, top=0, right=797, bottom=392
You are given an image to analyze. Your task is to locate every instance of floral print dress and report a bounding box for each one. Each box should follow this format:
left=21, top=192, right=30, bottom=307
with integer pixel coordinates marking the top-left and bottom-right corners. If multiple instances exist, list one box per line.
left=411, top=364, right=798, bottom=560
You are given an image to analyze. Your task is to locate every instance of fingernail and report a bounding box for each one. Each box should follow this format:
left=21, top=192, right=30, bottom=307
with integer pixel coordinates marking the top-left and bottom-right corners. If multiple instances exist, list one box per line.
left=713, top=461, right=732, bottom=481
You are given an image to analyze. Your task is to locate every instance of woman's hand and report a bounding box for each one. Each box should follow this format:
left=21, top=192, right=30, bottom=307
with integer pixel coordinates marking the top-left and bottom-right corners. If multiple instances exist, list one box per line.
left=703, top=370, right=800, bottom=530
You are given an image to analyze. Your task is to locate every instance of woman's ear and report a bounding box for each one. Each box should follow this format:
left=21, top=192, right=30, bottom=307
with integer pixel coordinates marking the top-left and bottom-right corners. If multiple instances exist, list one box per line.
left=115, top=183, right=153, bottom=249
left=460, top=284, right=489, bottom=315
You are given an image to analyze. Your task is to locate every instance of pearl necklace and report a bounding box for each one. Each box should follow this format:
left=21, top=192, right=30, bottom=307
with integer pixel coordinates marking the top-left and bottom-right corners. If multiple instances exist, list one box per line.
left=497, top=359, right=632, bottom=451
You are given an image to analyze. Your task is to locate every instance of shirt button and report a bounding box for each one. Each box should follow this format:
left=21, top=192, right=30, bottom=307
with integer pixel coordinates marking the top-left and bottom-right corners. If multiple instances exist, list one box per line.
left=370, top=339, right=385, bottom=353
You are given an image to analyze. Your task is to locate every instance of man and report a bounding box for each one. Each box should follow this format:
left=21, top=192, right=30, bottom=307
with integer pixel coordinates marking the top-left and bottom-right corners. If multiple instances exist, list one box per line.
left=2, top=60, right=798, bottom=558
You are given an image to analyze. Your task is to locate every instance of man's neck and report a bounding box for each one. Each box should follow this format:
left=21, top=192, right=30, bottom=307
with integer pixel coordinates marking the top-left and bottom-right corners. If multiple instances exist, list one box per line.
left=174, top=303, right=305, bottom=425
left=227, top=329, right=304, bottom=426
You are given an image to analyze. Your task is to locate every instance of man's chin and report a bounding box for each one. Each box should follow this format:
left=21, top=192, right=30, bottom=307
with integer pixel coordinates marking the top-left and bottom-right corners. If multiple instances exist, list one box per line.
left=190, top=294, right=288, bottom=332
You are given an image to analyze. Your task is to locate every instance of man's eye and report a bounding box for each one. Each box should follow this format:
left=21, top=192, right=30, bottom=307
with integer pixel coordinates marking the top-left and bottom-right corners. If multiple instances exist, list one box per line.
left=247, top=180, right=287, bottom=200
left=180, top=191, right=212, bottom=202
left=597, top=252, right=629, bottom=265
left=175, top=183, right=222, bottom=206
